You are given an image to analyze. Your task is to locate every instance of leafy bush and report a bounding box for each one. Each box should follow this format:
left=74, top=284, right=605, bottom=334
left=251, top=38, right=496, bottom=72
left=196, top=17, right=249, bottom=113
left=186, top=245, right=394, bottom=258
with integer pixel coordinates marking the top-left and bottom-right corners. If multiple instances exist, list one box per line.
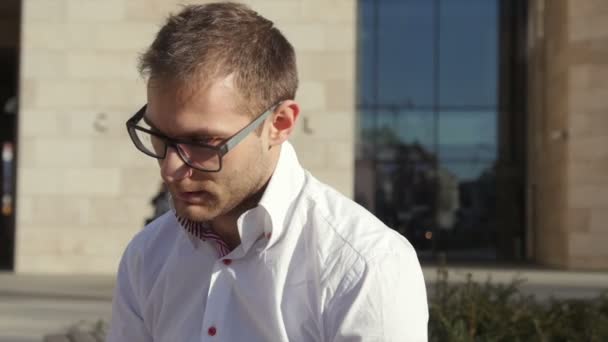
left=429, top=268, right=608, bottom=342
left=44, top=320, right=107, bottom=342
left=47, top=269, right=608, bottom=341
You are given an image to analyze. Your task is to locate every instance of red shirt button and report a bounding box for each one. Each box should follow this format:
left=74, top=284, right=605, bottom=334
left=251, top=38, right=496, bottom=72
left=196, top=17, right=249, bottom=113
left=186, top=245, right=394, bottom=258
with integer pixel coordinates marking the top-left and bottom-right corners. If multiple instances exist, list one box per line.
left=222, top=259, right=232, bottom=266
left=208, top=326, right=217, bottom=336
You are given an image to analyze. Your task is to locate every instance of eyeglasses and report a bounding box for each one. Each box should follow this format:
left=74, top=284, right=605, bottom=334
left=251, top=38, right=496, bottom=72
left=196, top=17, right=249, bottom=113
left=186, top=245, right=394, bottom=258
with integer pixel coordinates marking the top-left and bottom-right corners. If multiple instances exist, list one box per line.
left=126, top=104, right=277, bottom=172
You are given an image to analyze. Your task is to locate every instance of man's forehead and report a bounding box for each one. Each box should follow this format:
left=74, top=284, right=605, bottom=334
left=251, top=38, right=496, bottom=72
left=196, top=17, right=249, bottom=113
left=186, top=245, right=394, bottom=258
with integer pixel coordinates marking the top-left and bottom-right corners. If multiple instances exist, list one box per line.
left=144, top=76, right=247, bottom=138
left=146, top=74, right=240, bottom=109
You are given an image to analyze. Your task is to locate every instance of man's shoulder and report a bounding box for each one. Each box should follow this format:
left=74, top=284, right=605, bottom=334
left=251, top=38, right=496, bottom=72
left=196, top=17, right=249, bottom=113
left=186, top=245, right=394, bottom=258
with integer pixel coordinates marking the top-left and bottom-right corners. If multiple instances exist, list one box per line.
left=122, top=211, right=182, bottom=263
left=300, top=172, right=416, bottom=264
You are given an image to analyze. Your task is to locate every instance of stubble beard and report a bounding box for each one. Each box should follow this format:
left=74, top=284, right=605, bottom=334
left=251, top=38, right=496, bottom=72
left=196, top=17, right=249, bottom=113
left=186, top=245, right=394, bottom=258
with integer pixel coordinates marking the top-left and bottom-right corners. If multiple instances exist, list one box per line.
left=169, top=189, right=222, bottom=222
left=170, top=167, right=265, bottom=223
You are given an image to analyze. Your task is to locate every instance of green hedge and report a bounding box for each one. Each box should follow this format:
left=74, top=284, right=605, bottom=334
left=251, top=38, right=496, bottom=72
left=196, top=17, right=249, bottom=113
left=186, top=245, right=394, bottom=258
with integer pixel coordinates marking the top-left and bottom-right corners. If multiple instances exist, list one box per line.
left=48, top=269, right=608, bottom=341
left=429, top=268, right=608, bottom=341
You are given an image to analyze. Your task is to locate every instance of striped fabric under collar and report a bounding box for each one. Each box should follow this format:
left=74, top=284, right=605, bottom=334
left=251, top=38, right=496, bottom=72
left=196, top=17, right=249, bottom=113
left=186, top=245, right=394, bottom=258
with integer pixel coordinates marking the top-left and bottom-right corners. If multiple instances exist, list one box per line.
left=175, top=214, right=232, bottom=257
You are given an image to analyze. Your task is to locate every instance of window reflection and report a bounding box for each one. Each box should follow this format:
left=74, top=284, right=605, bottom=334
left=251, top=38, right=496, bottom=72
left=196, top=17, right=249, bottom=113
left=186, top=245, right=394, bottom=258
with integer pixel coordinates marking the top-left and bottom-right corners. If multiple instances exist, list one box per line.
left=439, top=0, right=498, bottom=107
left=438, top=111, right=497, bottom=161
left=357, top=0, right=377, bottom=105
left=376, top=0, right=435, bottom=107
left=359, top=0, right=499, bottom=108
left=373, top=160, right=437, bottom=250
left=356, top=0, right=511, bottom=261
left=434, top=161, right=497, bottom=259
left=375, top=110, right=435, bottom=161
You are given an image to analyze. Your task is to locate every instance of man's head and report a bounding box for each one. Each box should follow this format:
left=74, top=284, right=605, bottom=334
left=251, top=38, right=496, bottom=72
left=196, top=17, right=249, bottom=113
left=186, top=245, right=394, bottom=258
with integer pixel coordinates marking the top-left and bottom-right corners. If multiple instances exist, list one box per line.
left=136, top=2, right=300, bottom=222
left=140, top=2, right=298, bottom=117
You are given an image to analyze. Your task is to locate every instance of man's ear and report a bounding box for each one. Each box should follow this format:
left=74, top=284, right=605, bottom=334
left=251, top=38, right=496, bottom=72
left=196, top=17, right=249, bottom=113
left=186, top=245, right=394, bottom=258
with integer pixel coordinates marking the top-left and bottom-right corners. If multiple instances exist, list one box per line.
left=268, top=100, right=300, bottom=146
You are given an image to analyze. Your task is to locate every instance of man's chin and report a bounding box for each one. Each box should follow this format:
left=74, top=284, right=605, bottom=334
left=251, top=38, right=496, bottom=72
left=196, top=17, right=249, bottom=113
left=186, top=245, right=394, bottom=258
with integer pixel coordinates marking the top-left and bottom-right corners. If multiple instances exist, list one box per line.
left=173, top=201, right=220, bottom=222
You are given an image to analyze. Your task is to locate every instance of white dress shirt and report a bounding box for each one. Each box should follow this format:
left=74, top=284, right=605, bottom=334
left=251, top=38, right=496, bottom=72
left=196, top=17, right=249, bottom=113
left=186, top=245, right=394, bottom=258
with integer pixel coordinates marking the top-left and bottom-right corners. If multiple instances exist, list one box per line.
left=107, top=142, right=429, bottom=342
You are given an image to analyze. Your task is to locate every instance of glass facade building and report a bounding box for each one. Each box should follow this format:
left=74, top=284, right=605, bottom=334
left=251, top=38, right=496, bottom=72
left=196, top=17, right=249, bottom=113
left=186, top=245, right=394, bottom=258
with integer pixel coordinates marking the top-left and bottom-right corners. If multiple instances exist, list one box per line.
left=355, top=0, right=528, bottom=262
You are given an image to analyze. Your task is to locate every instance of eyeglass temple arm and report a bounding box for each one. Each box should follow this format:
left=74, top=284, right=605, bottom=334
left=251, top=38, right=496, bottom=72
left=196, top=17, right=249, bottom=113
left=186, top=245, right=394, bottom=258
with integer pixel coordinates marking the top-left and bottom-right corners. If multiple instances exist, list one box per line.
left=223, top=106, right=276, bottom=153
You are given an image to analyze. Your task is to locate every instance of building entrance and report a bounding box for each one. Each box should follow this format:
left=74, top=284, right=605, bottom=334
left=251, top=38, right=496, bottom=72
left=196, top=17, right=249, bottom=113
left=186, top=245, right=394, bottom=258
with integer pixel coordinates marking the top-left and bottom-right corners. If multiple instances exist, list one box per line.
left=0, top=0, right=21, bottom=271
left=355, top=0, right=527, bottom=262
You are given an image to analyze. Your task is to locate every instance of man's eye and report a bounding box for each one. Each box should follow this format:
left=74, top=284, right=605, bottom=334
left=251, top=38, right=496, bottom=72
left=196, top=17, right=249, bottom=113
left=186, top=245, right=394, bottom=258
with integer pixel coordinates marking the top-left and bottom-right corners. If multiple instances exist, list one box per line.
left=194, top=137, right=223, bottom=145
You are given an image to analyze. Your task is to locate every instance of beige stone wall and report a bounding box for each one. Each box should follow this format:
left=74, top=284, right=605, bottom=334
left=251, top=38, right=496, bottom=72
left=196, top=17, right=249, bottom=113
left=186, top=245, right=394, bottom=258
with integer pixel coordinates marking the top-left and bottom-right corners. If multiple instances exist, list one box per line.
left=528, top=0, right=608, bottom=270
left=527, top=0, right=569, bottom=268
left=565, top=0, right=608, bottom=269
left=16, top=0, right=356, bottom=274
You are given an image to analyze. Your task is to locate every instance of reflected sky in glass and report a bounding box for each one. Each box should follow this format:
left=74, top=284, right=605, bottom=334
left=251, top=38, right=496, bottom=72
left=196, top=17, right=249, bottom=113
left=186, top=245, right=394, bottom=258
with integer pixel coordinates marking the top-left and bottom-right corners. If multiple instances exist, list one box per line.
left=440, top=161, right=495, bottom=183
left=357, top=0, right=500, bottom=184
left=438, top=111, right=497, bottom=162
left=357, top=0, right=376, bottom=105
left=356, top=0, right=505, bottom=255
left=375, top=111, right=435, bottom=149
left=439, top=0, right=498, bottom=107
left=377, top=0, right=434, bottom=107
left=358, top=0, right=498, bottom=108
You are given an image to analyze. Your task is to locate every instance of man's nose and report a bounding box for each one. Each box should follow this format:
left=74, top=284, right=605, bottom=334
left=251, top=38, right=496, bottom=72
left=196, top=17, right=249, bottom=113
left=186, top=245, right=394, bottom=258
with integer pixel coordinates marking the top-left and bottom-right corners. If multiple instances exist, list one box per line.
left=160, top=145, right=192, bottom=182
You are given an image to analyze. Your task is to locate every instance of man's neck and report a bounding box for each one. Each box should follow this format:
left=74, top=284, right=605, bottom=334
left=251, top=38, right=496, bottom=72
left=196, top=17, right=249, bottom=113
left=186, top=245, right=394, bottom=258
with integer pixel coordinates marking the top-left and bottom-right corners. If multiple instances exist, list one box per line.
left=211, top=178, right=270, bottom=250
left=209, top=217, right=240, bottom=250
left=211, top=146, right=281, bottom=250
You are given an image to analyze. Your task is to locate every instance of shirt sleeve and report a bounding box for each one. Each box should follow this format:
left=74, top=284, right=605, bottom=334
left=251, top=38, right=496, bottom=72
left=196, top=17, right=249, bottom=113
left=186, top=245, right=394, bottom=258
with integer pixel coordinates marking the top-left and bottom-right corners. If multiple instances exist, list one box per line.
left=323, top=247, right=429, bottom=342
left=106, top=239, right=153, bottom=342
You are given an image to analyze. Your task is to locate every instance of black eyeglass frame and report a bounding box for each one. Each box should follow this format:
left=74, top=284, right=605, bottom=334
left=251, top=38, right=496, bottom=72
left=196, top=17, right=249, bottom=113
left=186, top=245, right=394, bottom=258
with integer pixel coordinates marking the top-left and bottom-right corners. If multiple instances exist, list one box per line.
left=126, top=103, right=279, bottom=172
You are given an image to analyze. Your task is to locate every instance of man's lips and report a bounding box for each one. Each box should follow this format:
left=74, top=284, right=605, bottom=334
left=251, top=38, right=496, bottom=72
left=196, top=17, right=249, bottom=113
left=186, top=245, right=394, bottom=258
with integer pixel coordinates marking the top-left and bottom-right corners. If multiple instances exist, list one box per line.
left=174, top=190, right=209, bottom=203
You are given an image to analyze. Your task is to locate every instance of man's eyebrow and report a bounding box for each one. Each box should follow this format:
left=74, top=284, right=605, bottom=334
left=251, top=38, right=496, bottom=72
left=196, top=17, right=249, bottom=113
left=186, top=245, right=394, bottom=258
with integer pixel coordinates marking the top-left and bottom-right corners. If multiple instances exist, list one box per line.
left=142, top=115, right=162, bottom=132
left=142, top=113, right=229, bottom=139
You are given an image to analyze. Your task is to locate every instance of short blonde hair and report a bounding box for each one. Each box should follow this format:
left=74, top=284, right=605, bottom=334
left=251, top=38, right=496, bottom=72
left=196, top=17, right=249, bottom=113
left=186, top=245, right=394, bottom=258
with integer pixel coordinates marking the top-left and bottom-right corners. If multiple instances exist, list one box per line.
left=139, top=2, right=298, bottom=116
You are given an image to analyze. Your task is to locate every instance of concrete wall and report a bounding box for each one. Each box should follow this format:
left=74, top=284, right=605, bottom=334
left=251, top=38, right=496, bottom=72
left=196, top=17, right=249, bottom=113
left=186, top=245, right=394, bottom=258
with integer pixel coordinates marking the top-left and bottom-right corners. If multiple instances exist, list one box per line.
left=16, top=0, right=356, bottom=274
left=528, top=0, right=608, bottom=270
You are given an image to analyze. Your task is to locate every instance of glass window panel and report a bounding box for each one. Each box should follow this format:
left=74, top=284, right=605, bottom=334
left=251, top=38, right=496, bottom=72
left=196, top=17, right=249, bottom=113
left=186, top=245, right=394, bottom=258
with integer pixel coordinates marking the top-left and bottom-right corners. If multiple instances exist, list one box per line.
left=439, top=0, right=498, bottom=107
left=357, top=0, right=377, bottom=105
left=436, top=160, right=497, bottom=259
left=395, top=111, right=435, bottom=151
left=374, top=110, right=436, bottom=162
left=439, top=160, right=495, bottom=183
left=354, top=158, right=376, bottom=210
left=377, top=0, right=435, bottom=107
left=438, top=111, right=497, bottom=162
left=356, top=110, right=376, bottom=160
left=375, top=110, right=399, bottom=160
left=375, top=161, right=436, bottom=251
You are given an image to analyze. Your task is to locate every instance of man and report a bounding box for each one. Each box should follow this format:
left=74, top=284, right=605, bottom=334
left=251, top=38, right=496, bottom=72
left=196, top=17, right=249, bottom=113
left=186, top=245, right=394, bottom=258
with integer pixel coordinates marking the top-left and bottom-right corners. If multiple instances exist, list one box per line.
left=108, top=3, right=428, bottom=341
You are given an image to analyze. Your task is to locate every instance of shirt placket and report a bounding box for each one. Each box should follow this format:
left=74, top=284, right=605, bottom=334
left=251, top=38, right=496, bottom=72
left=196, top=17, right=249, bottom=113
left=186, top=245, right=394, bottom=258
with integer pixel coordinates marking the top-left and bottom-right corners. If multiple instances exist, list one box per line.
left=200, top=253, right=238, bottom=340
left=175, top=212, right=273, bottom=340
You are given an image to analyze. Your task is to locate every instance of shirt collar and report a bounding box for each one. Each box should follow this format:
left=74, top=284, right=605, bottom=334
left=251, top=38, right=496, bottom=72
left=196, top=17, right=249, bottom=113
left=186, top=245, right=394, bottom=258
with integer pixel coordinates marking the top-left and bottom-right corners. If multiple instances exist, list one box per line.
left=173, top=141, right=305, bottom=255
left=174, top=213, right=232, bottom=256
left=253, top=141, right=305, bottom=250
